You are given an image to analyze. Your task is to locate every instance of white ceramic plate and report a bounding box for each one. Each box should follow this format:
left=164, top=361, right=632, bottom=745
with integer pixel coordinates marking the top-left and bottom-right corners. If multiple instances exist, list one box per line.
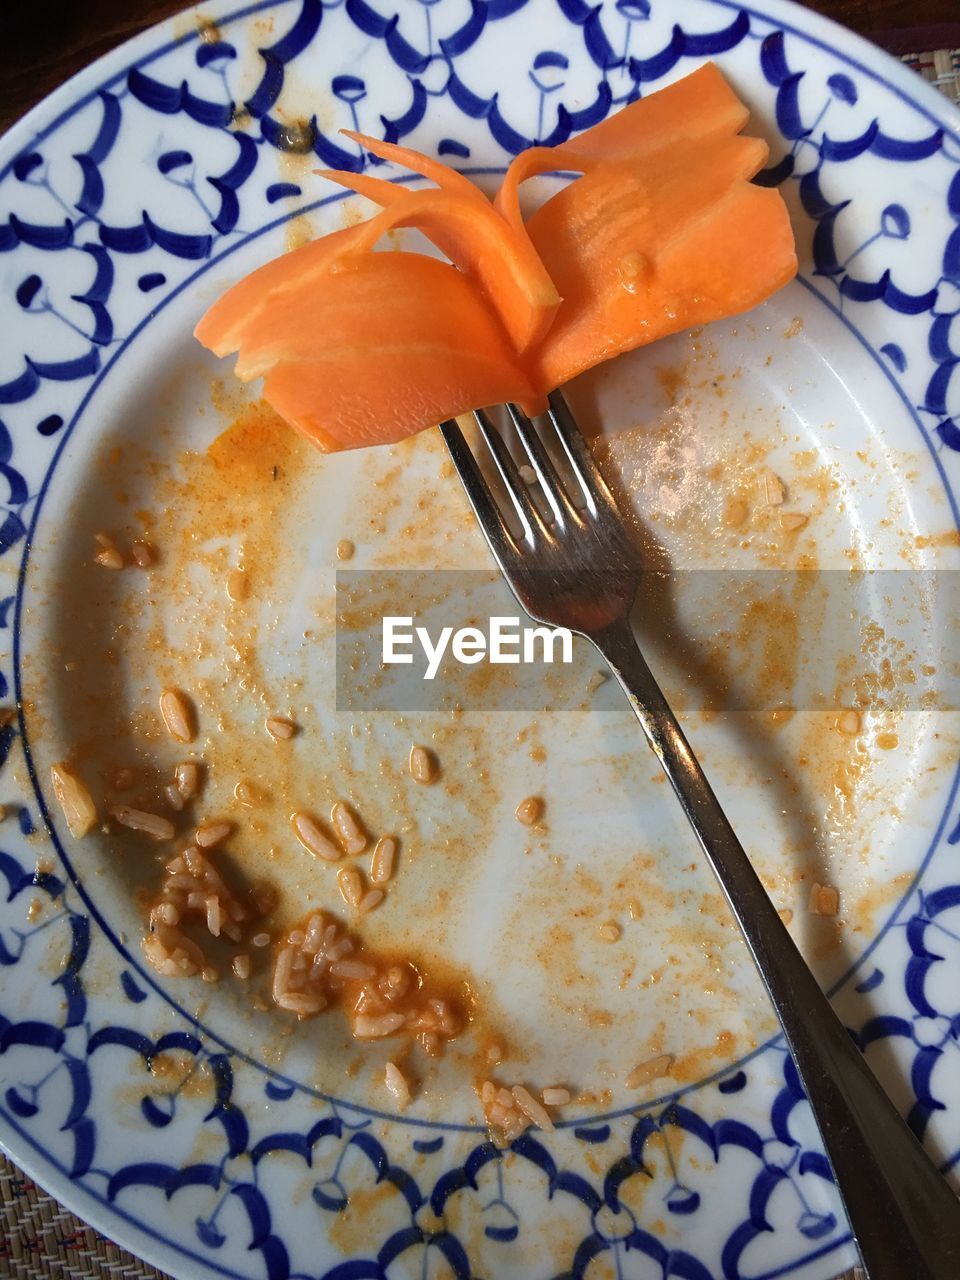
left=2, top=2, right=960, bottom=1277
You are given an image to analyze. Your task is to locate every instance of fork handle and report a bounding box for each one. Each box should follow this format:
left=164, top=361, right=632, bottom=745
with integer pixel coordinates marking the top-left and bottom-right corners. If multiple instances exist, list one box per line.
left=593, top=616, right=960, bottom=1280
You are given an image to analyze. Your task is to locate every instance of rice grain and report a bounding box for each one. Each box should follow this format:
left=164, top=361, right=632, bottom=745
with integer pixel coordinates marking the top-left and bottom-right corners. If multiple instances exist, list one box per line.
left=196, top=821, right=232, bottom=848
left=130, top=539, right=156, bottom=567
left=515, top=796, right=543, bottom=827
left=160, top=688, right=196, bottom=743
left=50, top=763, right=97, bottom=838
left=232, top=954, right=251, bottom=980
left=94, top=539, right=124, bottom=570
left=354, top=1011, right=405, bottom=1039
left=331, top=801, right=367, bottom=855
left=409, top=745, right=436, bottom=784
left=175, top=762, right=200, bottom=800
left=164, top=784, right=185, bottom=812
left=625, top=1054, right=674, bottom=1090
left=542, top=1087, right=571, bottom=1107
left=370, top=836, right=397, bottom=884
left=512, top=1084, right=554, bottom=1131
left=359, top=888, right=384, bottom=915
left=266, top=716, right=296, bottom=741
left=291, top=811, right=340, bottom=861
left=337, top=866, right=363, bottom=909
left=384, top=1061, right=410, bottom=1108
left=112, top=806, right=175, bottom=841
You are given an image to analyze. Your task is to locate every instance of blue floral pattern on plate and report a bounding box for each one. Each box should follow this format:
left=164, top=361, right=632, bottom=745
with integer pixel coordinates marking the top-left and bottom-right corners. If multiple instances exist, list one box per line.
left=1, top=1, right=959, bottom=1276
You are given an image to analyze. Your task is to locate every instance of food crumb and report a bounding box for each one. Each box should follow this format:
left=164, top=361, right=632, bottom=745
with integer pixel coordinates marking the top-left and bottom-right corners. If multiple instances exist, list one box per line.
left=265, top=715, right=296, bottom=741
left=226, top=569, right=249, bottom=602
left=778, top=907, right=794, bottom=925
left=586, top=670, right=609, bottom=696
left=625, top=1054, right=675, bottom=1090
left=760, top=470, right=786, bottom=507
left=876, top=732, right=899, bottom=750
left=627, top=899, right=643, bottom=921
left=26, top=897, right=41, bottom=923
left=130, top=539, right=156, bottom=568
left=598, top=922, right=621, bottom=943
left=336, top=539, right=355, bottom=561
left=723, top=497, right=749, bottom=529
left=94, top=546, right=124, bottom=570
left=779, top=511, right=808, bottom=532
left=836, top=708, right=861, bottom=736
left=515, top=796, right=544, bottom=826
left=809, top=883, right=840, bottom=917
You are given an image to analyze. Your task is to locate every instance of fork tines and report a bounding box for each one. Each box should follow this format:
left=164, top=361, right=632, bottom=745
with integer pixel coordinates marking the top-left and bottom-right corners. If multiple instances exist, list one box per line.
left=439, top=391, right=616, bottom=549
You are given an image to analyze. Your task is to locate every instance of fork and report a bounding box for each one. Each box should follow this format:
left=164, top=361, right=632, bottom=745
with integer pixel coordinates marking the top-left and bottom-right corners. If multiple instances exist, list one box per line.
left=440, top=391, right=960, bottom=1280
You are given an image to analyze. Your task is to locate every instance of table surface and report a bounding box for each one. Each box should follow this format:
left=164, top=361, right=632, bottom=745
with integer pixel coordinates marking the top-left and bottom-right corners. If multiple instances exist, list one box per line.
left=0, top=2, right=955, bottom=1279
left=0, top=0, right=959, bottom=136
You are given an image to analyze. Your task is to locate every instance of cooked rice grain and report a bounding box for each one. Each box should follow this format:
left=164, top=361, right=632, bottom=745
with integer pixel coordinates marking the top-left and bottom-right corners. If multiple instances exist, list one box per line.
left=196, top=820, right=232, bottom=848
left=337, top=866, right=363, bottom=909
left=370, top=836, right=397, bottom=884
left=159, top=688, right=196, bottom=743
left=112, top=806, right=174, bottom=841
left=625, top=1054, right=675, bottom=1090
left=515, top=796, right=543, bottom=826
left=331, top=801, right=367, bottom=855
left=50, top=763, right=97, bottom=838
left=266, top=716, right=296, bottom=741
left=130, top=539, right=156, bottom=567
left=359, top=888, right=385, bottom=915
left=291, top=811, right=340, bottom=861
left=409, top=745, right=436, bottom=784
left=354, top=1011, right=405, bottom=1039
left=165, top=784, right=185, bottom=812
left=384, top=1061, right=411, bottom=1108
left=512, top=1084, right=554, bottom=1132
left=175, top=762, right=200, bottom=800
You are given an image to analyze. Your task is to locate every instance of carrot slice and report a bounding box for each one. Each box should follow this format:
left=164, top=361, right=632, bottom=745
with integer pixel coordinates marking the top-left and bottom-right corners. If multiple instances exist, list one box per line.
left=324, top=138, right=560, bottom=352
left=495, top=63, right=751, bottom=234
left=526, top=162, right=796, bottom=394
left=342, top=130, right=489, bottom=204
left=257, top=256, right=533, bottom=450
left=195, top=222, right=370, bottom=358
left=201, top=246, right=532, bottom=450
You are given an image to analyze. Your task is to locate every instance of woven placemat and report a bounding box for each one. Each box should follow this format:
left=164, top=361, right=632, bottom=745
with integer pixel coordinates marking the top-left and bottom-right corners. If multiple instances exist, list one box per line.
left=0, top=43, right=953, bottom=1280
left=902, top=46, right=960, bottom=102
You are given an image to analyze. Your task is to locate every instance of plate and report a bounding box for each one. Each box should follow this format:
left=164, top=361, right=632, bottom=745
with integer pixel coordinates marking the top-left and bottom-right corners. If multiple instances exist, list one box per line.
left=1, top=2, right=960, bottom=1277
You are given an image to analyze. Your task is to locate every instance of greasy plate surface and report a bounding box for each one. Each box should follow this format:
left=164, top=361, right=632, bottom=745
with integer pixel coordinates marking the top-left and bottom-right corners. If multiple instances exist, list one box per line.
left=1, top=2, right=960, bottom=1278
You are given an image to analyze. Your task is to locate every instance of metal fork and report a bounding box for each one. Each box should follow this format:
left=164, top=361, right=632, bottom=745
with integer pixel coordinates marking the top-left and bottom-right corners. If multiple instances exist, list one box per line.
left=441, top=391, right=960, bottom=1280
